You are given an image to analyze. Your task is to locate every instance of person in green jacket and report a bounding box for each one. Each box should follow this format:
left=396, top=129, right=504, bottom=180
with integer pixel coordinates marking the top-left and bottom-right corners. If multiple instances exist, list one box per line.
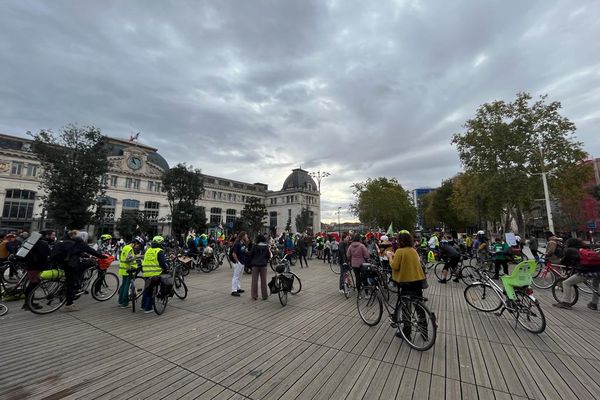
left=491, top=237, right=509, bottom=279
left=117, top=236, right=145, bottom=308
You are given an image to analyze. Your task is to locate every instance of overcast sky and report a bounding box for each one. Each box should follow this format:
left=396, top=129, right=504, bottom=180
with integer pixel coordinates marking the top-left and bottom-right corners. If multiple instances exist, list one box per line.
left=1, top=1, right=599, bottom=223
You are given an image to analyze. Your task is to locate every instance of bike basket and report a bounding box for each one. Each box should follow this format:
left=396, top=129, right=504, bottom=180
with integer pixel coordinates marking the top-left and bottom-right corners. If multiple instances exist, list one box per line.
left=97, top=255, right=115, bottom=270
left=40, top=269, right=64, bottom=280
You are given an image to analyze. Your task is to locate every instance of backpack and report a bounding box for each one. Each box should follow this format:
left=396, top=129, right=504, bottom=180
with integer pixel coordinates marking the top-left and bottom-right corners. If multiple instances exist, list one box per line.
left=553, top=241, right=565, bottom=258
left=578, top=249, right=600, bottom=267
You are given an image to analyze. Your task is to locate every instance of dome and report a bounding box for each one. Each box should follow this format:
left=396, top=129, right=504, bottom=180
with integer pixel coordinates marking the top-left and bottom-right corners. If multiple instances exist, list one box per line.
left=105, top=139, right=169, bottom=171
left=281, top=168, right=318, bottom=192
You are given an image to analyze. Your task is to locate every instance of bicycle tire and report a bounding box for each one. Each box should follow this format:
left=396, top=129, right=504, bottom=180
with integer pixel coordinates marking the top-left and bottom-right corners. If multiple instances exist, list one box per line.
left=174, top=275, right=188, bottom=300
left=551, top=277, right=579, bottom=306
left=91, top=272, right=119, bottom=301
left=579, top=280, right=594, bottom=295
left=0, top=302, right=8, bottom=317
left=459, top=265, right=481, bottom=285
left=357, top=287, right=382, bottom=326
left=129, top=280, right=137, bottom=313
left=278, top=286, right=288, bottom=306
left=532, top=268, right=557, bottom=289
left=330, top=262, right=341, bottom=274
left=343, top=270, right=355, bottom=299
left=513, top=292, right=546, bottom=334
left=464, top=283, right=503, bottom=312
left=153, top=286, right=168, bottom=315
left=181, top=262, right=190, bottom=277
left=199, top=262, right=212, bottom=273
left=396, top=298, right=437, bottom=351
left=290, top=273, right=302, bottom=295
left=433, top=262, right=447, bottom=281
left=27, top=280, right=66, bottom=315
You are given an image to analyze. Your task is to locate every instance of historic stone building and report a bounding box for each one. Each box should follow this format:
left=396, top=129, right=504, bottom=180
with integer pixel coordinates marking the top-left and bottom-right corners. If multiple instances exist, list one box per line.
left=0, top=133, right=320, bottom=236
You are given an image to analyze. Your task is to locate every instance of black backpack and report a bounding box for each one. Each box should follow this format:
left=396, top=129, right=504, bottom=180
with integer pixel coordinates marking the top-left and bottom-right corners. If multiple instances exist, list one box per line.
left=554, top=241, right=565, bottom=258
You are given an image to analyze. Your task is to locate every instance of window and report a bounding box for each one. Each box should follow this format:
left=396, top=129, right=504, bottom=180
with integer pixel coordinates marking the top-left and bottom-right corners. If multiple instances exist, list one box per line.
left=144, top=201, right=159, bottom=209
left=270, top=211, right=277, bottom=228
left=10, top=162, right=23, bottom=175
left=110, top=175, right=118, bottom=186
left=99, top=197, right=116, bottom=221
left=144, top=202, right=159, bottom=221
left=226, top=209, right=237, bottom=224
left=122, top=199, right=140, bottom=209
left=241, top=195, right=246, bottom=203
left=288, top=209, right=292, bottom=218
left=210, top=207, right=222, bottom=224
left=212, top=191, right=217, bottom=200
left=25, top=164, right=38, bottom=177
left=102, top=175, right=109, bottom=185
left=2, top=189, right=36, bottom=220
left=148, top=181, right=155, bottom=192
left=154, top=182, right=161, bottom=192
left=133, top=179, right=140, bottom=190
left=218, top=180, right=230, bottom=187
left=125, top=178, right=133, bottom=188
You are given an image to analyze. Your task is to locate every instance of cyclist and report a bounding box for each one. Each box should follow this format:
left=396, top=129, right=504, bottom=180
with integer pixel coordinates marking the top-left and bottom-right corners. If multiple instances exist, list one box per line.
left=141, top=235, right=168, bottom=313
left=22, top=229, right=56, bottom=310
left=50, top=230, right=108, bottom=312
left=491, top=236, right=509, bottom=279
left=438, top=238, right=461, bottom=283
left=99, top=234, right=113, bottom=253
left=544, top=231, right=564, bottom=264
left=117, top=236, right=145, bottom=308
left=338, top=234, right=351, bottom=293
left=390, top=230, right=427, bottom=337
left=346, top=234, right=369, bottom=291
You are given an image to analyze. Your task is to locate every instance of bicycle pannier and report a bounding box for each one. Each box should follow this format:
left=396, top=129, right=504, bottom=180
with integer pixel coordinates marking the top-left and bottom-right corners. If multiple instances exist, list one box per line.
left=578, top=249, right=600, bottom=267
left=268, top=276, right=279, bottom=293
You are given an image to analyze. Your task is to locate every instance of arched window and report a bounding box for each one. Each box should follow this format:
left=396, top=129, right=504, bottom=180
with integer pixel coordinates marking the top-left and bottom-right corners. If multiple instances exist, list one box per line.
left=2, top=189, right=36, bottom=220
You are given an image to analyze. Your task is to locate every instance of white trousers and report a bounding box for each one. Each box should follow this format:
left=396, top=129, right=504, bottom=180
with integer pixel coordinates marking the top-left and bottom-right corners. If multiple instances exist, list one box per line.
left=232, top=262, right=243, bottom=292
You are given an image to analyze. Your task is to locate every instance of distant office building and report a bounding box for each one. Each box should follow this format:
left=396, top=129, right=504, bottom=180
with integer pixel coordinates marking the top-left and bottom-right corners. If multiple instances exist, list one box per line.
left=412, top=187, right=436, bottom=229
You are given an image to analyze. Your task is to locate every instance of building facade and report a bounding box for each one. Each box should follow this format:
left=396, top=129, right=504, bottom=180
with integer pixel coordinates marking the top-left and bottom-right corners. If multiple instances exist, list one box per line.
left=0, top=133, right=320, bottom=236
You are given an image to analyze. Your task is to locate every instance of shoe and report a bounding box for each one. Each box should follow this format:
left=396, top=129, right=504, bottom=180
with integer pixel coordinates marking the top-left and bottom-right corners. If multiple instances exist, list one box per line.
left=237, top=289, right=245, bottom=293
left=119, top=304, right=129, bottom=309
left=587, top=302, right=598, bottom=311
left=144, top=309, right=154, bottom=314
left=338, top=289, right=344, bottom=294
left=552, top=302, right=571, bottom=309
left=231, top=292, right=241, bottom=297
left=452, top=278, right=460, bottom=283
left=63, top=304, right=80, bottom=312
left=438, top=279, right=447, bottom=284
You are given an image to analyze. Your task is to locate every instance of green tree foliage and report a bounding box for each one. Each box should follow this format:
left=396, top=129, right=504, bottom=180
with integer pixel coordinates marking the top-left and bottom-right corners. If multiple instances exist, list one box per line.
left=240, top=197, right=267, bottom=238
left=285, top=216, right=292, bottom=233
left=295, top=206, right=312, bottom=233
left=350, top=177, right=416, bottom=230
left=161, top=164, right=205, bottom=235
left=115, top=210, right=151, bottom=239
left=30, top=125, right=110, bottom=229
left=452, top=92, right=588, bottom=233
left=422, top=177, right=473, bottom=231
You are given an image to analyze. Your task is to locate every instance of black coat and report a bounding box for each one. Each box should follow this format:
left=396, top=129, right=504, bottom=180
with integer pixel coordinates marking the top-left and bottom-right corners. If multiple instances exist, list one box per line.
left=24, top=238, right=52, bottom=271
left=50, top=237, right=103, bottom=269
left=248, top=243, right=271, bottom=267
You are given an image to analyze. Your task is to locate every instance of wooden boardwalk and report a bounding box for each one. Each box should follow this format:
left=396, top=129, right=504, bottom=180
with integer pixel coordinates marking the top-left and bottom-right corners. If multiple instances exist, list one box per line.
left=1, top=258, right=600, bottom=400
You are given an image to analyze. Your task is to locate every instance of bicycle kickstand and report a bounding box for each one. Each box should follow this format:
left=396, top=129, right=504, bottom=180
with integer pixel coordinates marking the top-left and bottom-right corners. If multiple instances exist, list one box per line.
left=495, top=307, right=506, bottom=317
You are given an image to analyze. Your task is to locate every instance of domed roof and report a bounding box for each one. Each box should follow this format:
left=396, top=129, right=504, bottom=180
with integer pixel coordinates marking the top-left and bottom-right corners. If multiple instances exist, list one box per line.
left=105, top=139, right=169, bottom=171
left=282, top=168, right=318, bottom=191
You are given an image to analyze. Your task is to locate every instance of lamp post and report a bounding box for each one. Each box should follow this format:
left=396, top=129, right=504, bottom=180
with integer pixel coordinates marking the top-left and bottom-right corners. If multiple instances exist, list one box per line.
left=309, top=170, right=330, bottom=193
left=538, top=146, right=555, bottom=234
left=337, top=207, right=341, bottom=238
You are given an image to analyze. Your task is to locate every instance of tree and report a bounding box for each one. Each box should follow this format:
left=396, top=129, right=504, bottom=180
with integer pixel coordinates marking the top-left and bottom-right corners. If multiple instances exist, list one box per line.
left=115, top=210, right=151, bottom=239
left=452, top=92, right=588, bottom=233
left=295, top=206, right=312, bottom=233
left=350, top=177, right=416, bottom=230
left=30, top=125, right=110, bottom=229
left=161, top=164, right=205, bottom=236
left=285, top=216, right=292, bottom=233
left=421, top=178, right=473, bottom=232
left=239, top=197, right=267, bottom=238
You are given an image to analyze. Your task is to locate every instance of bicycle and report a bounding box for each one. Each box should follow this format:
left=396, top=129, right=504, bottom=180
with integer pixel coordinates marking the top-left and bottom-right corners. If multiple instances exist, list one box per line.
left=125, top=267, right=145, bottom=313
left=356, top=263, right=437, bottom=351
left=463, top=260, right=546, bottom=334
left=433, top=255, right=479, bottom=284
left=530, top=258, right=593, bottom=294
left=26, top=255, right=119, bottom=314
left=171, top=260, right=188, bottom=300
left=0, top=261, right=30, bottom=314
left=341, top=264, right=356, bottom=299
left=269, top=264, right=296, bottom=306
left=151, top=274, right=174, bottom=315
left=551, top=274, right=600, bottom=306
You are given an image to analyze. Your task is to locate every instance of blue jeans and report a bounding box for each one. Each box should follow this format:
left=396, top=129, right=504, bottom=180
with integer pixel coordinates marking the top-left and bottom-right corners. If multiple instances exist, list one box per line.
left=141, top=278, right=154, bottom=311
left=118, top=275, right=131, bottom=306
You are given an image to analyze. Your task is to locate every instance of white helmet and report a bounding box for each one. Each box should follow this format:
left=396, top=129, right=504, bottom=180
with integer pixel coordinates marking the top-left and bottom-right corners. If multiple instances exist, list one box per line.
left=477, top=230, right=485, bottom=235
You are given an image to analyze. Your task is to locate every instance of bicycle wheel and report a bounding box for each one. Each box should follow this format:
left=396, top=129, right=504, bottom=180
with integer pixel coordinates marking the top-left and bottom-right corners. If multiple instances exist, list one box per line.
left=200, top=261, right=212, bottom=273
left=532, top=267, right=556, bottom=289
left=289, top=273, right=302, bottom=295
left=0, top=302, right=8, bottom=317
left=433, top=263, right=447, bottom=281
left=91, top=272, right=119, bottom=301
left=396, top=298, right=437, bottom=351
left=174, top=275, right=188, bottom=300
left=464, top=283, right=503, bottom=312
left=330, top=262, right=341, bottom=274
left=460, top=265, right=481, bottom=285
left=357, top=287, right=382, bottom=326
left=153, top=286, right=168, bottom=315
left=343, top=271, right=354, bottom=299
left=579, top=279, right=594, bottom=295
left=278, top=287, right=288, bottom=306
left=551, top=278, right=579, bottom=306
left=513, top=292, right=546, bottom=334
left=180, top=262, right=190, bottom=277
left=27, top=280, right=66, bottom=314
left=129, top=280, right=137, bottom=313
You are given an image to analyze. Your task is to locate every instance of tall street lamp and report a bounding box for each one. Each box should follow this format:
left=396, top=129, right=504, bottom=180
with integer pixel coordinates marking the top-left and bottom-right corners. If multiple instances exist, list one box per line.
left=538, top=146, right=555, bottom=234
left=309, top=170, right=330, bottom=192
left=337, top=207, right=341, bottom=238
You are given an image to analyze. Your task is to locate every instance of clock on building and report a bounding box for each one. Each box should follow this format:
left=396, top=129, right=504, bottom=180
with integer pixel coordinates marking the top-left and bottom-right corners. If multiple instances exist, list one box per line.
left=127, top=156, right=142, bottom=170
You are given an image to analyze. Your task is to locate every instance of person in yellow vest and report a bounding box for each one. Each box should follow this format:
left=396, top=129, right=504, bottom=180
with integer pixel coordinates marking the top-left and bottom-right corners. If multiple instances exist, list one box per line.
left=141, top=235, right=168, bottom=313
left=117, top=236, right=145, bottom=308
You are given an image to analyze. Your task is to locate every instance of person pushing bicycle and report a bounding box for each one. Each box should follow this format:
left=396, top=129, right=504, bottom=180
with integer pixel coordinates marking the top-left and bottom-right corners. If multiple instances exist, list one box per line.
left=117, top=236, right=145, bottom=308
left=141, top=236, right=169, bottom=313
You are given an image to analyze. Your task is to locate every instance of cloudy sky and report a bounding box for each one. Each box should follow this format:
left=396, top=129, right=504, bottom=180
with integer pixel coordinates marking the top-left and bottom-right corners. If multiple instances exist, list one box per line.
left=1, top=1, right=599, bottom=222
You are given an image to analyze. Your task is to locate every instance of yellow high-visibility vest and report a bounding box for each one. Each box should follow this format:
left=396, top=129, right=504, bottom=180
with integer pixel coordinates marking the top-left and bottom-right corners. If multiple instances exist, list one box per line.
left=118, top=245, right=137, bottom=276
left=142, top=247, right=163, bottom=278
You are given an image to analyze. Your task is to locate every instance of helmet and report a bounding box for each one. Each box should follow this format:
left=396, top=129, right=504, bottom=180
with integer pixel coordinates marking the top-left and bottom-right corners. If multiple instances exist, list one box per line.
left=133, top=236, right=145, bottom=247
left=441, top=239, right=448, bottom=244
left=100, top=234, right=112, bottom=241
left=152, top=235, right=165, bottom=245
left=477, top=230, right=485, bottom=236
left=399, top=230, right=410, bottom=235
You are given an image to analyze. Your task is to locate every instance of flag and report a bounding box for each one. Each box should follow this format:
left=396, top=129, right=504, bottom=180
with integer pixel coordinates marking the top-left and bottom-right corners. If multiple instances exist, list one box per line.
left=387, top=223, right=393, bottom=236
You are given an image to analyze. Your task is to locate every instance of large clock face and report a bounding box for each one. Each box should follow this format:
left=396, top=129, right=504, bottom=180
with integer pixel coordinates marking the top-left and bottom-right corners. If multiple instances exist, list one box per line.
left=127, top=156, right=142, bottom=170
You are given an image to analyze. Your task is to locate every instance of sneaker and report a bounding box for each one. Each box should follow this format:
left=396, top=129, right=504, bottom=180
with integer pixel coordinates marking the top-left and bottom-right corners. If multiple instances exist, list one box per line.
left=438, top=279, right=447, bottom=284
left=119, top=304, right=129, bottom=309
left=237, top=289, right=245, bottom=293
left=587, top=302, right=598, bottom=311
left=144, top=309, right=154, bottom=314
left=338, top=289, right=345, bottom=294
left=63, top=304, right=80, bottom=312
left=452, top=278, right=460, bottom=283
left=231, top=292, right=241, bottom=297
left=552, top=302, right=571, bottom=309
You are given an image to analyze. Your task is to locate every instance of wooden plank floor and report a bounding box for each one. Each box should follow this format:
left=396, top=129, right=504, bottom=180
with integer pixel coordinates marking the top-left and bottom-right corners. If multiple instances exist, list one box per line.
left=1, top=257, right=599, bottom=400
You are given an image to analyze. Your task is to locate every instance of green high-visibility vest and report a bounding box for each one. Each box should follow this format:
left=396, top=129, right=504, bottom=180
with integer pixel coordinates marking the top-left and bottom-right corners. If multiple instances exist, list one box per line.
left=119, top=244, right=137, bottom=276
left=142, top=247, right=163, bottom=278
